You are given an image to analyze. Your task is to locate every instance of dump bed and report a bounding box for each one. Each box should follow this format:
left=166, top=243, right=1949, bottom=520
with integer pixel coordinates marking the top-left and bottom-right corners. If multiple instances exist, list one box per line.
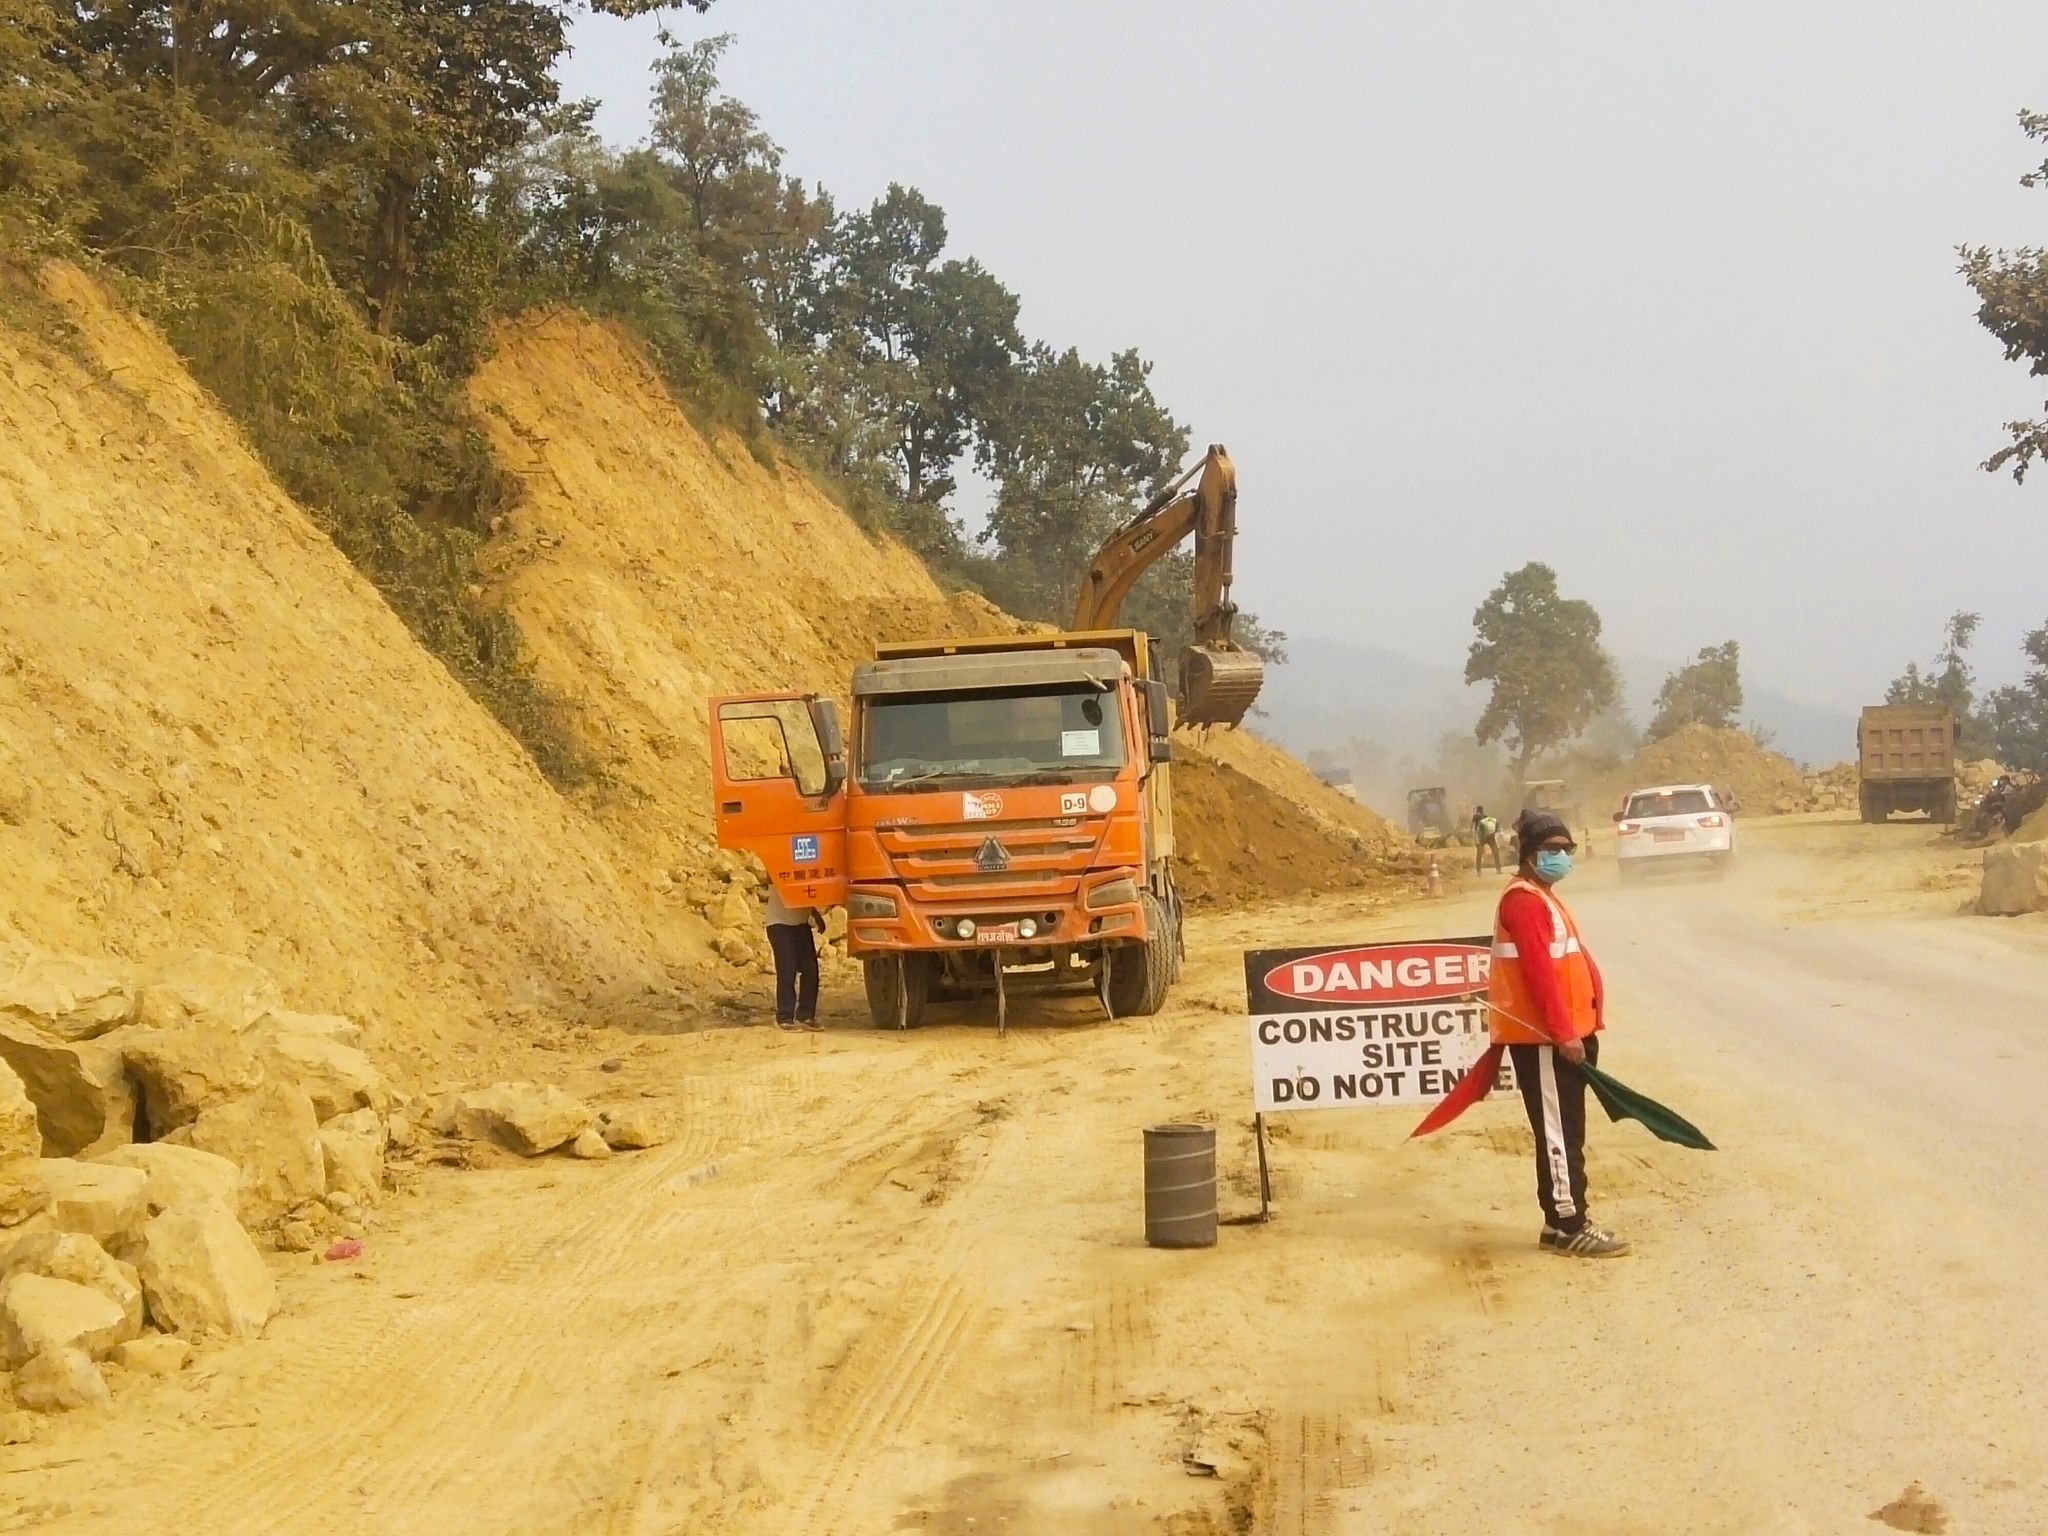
left=873, top=628, right=1152, bottom=678
left=1858, top=705, right=1956, bottom=782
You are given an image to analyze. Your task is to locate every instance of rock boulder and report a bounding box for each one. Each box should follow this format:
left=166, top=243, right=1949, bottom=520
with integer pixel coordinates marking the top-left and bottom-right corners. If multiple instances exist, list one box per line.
left=0, top=1232, right=144, bottom=1336
left=0, top=951, right=133, bottom=1043
left=317, top=1108, right=385, bottom=1202
left=258, top=1029, right=383, bottom=1122
left=0, top=1060, right=39, bottom=1165
left=0, top=1022, right=137, bottom=1158
left=597, top=1105, right=673, bottom=1152
left=451, top=1083, right=592, bottom=1156
left=38, top=1160, right=149, bottom=1248
left=121, top=1027, right=263, bottom=1136
left=0, top=1272, right=138, bottom=1366
left=1979, top=843, right=2048, bottom=916
left=165, top=1083, right=324, bottom=1225
left=13, top=1345, right=109, bottom=1411
left=134, top=1203, right=277, bottom=1339
left=131, top=951, right=281, bottom=1032
left=93, top=1143, right=241, bottom=1217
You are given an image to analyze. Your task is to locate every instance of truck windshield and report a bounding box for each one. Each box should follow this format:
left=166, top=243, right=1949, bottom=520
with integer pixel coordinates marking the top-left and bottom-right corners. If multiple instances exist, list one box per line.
left=859, top=685, right=1126, bottom=789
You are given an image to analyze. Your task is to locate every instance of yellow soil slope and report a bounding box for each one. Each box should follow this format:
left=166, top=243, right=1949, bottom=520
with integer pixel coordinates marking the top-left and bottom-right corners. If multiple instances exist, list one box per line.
left=468, top=312, right=1409, bottom=911
left=0, top=268, right=685, bottom=1064
left=468, top=311, right=1012, bottom=900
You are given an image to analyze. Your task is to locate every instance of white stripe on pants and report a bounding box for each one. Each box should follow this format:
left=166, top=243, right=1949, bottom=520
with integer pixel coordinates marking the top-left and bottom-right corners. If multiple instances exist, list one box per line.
left=1536, top=1048, right=1576, bottom=1222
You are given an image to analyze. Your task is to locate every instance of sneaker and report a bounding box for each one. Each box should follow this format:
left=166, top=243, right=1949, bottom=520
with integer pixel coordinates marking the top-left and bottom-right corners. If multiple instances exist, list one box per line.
left=1541, top=1225, right=1630, bottom=1258
left=802, top=1018, right=824, bottom=1032
left=775, top=1018, right=801, bottom=1031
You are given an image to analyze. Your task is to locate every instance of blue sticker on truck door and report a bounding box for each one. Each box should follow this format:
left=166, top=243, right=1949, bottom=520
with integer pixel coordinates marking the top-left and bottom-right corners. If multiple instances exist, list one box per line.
left=791, top=834, right=820, bottom=864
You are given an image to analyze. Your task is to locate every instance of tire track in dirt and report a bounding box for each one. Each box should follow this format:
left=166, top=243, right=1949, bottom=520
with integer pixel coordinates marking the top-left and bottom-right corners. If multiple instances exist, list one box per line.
left=1256, top=1411, right=1373, bottom=1534
left=790, top=1271, right=981, bottom=1536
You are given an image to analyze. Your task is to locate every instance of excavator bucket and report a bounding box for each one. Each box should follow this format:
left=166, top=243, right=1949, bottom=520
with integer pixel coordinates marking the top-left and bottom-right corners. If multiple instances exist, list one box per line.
left=1178, top=645, right=1265, bottom=728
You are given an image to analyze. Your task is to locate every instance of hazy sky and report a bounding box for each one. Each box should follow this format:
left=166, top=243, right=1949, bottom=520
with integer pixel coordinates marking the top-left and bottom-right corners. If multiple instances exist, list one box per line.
left=560, top=2, right=2048, bottom=709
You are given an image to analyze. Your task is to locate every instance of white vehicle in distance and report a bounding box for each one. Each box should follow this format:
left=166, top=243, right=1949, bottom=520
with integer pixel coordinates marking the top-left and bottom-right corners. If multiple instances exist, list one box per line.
left=1613, top=783, right=1735, bottom=879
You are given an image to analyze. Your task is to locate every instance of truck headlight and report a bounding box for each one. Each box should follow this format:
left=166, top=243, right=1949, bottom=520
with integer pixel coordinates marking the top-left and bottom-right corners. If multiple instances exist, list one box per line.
left=848, top=892, right=898, bottom=919
left=955, top=918, right=977, bottom=940
left=1086, top=879, right=1138, bottom=910
left=1017, top=919, right=1038, bottom=940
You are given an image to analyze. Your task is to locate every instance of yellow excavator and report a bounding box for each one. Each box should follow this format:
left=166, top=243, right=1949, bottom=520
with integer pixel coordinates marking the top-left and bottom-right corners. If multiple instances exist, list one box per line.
left=1070, top=443, right=1265, bottom=727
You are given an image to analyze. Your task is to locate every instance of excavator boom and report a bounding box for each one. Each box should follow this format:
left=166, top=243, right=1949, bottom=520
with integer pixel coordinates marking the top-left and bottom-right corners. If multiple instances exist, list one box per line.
left=1069, top=444, right=1264, bottom=728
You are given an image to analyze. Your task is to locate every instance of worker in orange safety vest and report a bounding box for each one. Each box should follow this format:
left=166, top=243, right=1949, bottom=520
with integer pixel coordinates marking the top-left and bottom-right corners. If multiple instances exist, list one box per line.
left=1489, top=808, right=1630, bottom=1258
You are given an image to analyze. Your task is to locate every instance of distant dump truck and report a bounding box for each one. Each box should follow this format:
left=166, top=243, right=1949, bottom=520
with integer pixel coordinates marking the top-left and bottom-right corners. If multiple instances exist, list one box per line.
left=1857, top=705, right=1957, bottom=824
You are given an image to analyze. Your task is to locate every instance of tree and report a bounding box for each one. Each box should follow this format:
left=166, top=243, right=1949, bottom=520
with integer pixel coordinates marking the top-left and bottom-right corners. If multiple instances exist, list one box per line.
left=1885, top=611, right=1987, bottom=752
left=1984, top=621, right=2048, bottom=768
left=1962, top=110, right=2048, bottom=480
left=1647, top=642, right=1743, bottom=739
left=980, top=343, right=1188, bottom=613
left=819, top=184, right=1022, bottom=512
left=1464, top=563, right=1619, bottom=777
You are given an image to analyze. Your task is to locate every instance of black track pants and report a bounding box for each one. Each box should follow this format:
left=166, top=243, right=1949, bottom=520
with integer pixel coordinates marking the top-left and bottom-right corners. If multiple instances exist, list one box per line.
left=767, top=922, right=819, bottom=1023
left=1507, top=1035, right=1600, bottom=1233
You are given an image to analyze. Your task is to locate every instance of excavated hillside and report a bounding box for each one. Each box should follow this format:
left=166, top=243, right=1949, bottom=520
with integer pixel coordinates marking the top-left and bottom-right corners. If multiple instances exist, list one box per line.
left=467, top=310, right=1409, bottom=914
left=0, top=267, right=690, bottom=1068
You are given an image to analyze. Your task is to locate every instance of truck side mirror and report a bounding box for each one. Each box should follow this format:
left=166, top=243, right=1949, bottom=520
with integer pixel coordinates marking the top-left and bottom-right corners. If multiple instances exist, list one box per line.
left=1142, top=680, right=1174, bottom=763
left=809, top=697, right=848, bottom=798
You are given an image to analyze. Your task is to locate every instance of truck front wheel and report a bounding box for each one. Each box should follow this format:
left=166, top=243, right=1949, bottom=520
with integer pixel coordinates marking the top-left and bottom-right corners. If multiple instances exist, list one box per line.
left=864, top=953, right=932, bottom=1030
left=1105, top=893, right=1175, bottom=1018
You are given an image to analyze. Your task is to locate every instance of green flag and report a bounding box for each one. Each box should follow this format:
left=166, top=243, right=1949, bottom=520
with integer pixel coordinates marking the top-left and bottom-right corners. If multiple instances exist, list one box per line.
left=1582, top=1063, right=1715, bottom=1150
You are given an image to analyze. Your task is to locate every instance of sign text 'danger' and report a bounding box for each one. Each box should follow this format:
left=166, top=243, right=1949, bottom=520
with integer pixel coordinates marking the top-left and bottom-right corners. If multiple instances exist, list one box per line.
left=1264, top=943, right=1490, bottom=1007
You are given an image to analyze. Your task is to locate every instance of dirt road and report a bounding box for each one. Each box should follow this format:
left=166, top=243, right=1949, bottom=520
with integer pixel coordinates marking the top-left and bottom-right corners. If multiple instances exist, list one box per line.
left=7, top=816, right=2044, bottom=1534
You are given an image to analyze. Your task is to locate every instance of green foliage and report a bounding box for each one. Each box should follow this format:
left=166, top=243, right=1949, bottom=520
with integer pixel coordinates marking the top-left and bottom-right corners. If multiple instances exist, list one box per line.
left=1885, top=611, right=1991, bottom=755
left=1464, top=563, right=1619, bottom=774
left=1647, top=641, right=1743, bottom=739
left=1962, top=110, right=2048, bottom=480
left=1984, top=622, right=2048, bottom=769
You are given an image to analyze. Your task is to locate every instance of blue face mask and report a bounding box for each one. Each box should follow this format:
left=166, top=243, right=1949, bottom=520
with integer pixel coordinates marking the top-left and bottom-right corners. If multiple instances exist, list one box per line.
left=1534, top=849, right=1574, bottom=883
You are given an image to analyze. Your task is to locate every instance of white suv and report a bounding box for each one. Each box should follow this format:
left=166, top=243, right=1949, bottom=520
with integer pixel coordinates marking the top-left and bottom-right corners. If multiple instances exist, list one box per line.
left=1613, top=783, right=1735, bottom=879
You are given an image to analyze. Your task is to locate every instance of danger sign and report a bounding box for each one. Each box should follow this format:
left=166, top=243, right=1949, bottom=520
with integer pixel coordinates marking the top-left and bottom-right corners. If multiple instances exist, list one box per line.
left=1244, top=938, right=1512, bottom=1112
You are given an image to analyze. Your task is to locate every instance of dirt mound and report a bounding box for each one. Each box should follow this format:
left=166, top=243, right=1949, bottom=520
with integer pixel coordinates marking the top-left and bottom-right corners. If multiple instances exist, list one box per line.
left=0, top=267, right=685, bottom=1068
left=468, top=312, right=1011, bottom=910
left=468, top=311, right=1409, bottom=918
left=1612, top=725, right=1807, bottom=815
left=1173, top=738, right=1413, bottom=907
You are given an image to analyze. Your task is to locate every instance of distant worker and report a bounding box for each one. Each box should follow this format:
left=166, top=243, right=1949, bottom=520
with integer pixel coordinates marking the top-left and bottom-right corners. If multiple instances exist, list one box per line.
left=1472, top=805, right=1502, bottom=874
left=1488, top=809, right=1629, bottom=1258
left=765, top=882, right=824, bottom=1031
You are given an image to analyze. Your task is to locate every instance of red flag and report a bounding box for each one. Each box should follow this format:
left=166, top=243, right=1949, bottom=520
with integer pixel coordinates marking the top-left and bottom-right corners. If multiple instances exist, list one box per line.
left=1409, top=1043, right=1506, bottom=1138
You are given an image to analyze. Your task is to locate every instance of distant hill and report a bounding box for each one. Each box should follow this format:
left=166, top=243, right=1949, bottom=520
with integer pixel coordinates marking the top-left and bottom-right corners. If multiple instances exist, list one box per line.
left=1258, top=635, right=1856, bottom=773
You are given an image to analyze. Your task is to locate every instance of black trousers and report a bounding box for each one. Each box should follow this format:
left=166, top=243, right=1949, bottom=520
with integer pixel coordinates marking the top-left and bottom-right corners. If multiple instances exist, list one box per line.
left=1508, top=1035, right=1599, bottom=1233
left=767, top=923, right=819, bottom=1023
left=1475, top=838, right=1502, bottom=873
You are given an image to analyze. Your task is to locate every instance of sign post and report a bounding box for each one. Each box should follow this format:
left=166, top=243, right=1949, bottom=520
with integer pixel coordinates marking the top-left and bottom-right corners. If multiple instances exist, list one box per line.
left=1242, top=936, right=1510, bottom=1215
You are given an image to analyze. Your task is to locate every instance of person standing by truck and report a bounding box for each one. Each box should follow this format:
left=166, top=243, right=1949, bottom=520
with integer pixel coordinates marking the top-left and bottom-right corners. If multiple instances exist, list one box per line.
left=1472, top=805, right=1502, bottom=875
left=1489, top=809, right=1629, bottom=1258
left=765, top=884, right=823, bottom=1031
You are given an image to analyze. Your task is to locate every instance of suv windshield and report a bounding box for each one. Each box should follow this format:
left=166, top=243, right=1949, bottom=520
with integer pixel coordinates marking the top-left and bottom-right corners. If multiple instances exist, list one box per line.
left=858, top=685, right=1126, bottom=789
left=1626, top=789, right=1713, bottom=819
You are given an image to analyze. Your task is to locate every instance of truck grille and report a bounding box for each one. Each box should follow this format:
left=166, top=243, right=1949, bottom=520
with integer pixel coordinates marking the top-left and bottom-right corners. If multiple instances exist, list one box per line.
left=876, top=818, right=1105, bottom=902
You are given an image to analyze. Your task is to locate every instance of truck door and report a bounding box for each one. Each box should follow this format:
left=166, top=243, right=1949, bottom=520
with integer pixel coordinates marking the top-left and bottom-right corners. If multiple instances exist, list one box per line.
left=709, top=693, right=850, bottom=909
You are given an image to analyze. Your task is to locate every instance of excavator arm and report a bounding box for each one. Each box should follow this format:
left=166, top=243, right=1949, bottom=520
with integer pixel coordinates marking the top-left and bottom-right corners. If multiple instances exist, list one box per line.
left=1070, top=444, right=1264, bottom=727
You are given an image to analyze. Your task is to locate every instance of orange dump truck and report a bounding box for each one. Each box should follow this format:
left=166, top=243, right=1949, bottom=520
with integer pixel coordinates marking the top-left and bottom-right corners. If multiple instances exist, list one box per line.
left=710, top=629, right=1184, bottom=1028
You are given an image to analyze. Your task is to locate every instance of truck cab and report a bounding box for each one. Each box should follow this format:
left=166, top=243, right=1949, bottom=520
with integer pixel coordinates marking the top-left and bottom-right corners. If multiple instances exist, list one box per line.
left=710, top=630, right=1183, bottom=1028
